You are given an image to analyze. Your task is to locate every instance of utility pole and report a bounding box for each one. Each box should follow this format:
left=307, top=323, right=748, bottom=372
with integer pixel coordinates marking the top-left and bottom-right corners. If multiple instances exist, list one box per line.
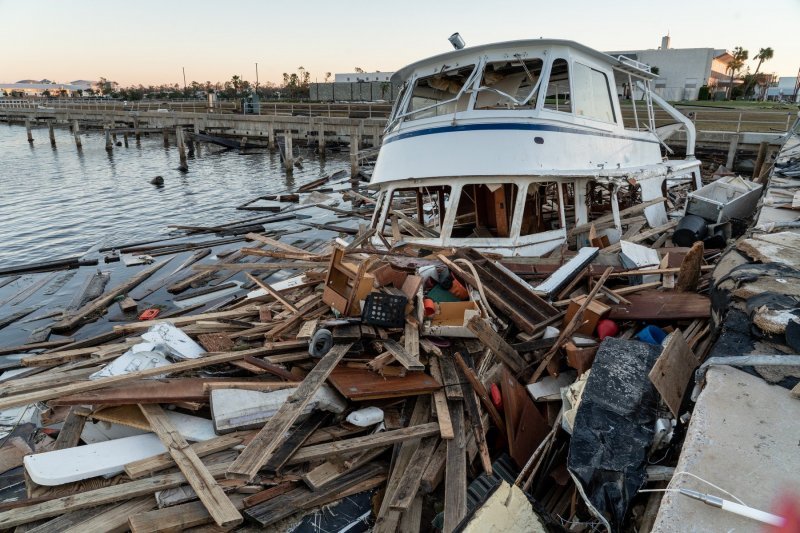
left=182, top=67, right=187, bottom=91
left=255, top=63, right=259, bottom=90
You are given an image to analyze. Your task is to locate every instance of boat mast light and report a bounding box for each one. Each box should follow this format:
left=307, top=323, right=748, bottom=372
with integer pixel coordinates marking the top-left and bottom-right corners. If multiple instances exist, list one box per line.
left=448, top=33, right=465, bottom=50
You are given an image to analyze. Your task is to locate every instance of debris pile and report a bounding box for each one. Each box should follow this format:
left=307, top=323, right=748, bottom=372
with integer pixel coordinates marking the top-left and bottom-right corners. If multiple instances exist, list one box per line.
left=1, top=131, right=799, bottom=531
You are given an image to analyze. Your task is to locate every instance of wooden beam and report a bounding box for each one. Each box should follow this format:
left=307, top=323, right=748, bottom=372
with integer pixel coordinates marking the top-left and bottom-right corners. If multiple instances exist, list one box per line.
left=226, top=343, right=354, bottom=481
left=0, top=346, right=272, bottom=411
left=444, top=401, right=467, bottom=532
left=128, top=494, right=245, bottom=533
left=466, top=316, right=525, bottom=374
left=244, top=232, right=310, bottom=255
left=112, top=306, right=259, bottom=334
left=245, top=273, right=299, bottom=313
left=382, top=339, right=424, bottom=371
left=125, top=433, right=246, bottom=479
left=453, top=352, right=506, bottom=435
left=0, top=463, right=230, bottom=529
left=138, top=404, right=242, bottom=528
left=53, top=407, right=87, bottom=450
left=287, top=423, right=440, bottom=465
left=388, top=436, right=439, bottom=510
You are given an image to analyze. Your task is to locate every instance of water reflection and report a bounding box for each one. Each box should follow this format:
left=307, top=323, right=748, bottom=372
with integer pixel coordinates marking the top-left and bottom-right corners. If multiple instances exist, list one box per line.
left=0, top=125, right=350, bottom=267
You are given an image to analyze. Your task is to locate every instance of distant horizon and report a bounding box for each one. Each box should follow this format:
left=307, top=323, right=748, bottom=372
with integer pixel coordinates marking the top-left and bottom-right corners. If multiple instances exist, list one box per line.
left=1, top=0, right=798, bottom=86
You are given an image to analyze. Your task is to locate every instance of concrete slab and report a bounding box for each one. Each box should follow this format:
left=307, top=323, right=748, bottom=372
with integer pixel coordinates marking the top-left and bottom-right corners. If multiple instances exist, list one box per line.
left=652, top=366, right=800, bottom=532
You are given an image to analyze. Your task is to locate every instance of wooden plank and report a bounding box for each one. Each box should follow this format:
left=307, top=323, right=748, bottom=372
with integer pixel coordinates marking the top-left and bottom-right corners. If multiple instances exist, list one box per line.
left=138, top=404, right=242, bottom=528
left=388, top=436, right=439, bottom=510
left=444, top=401, right=467, bottom=533
left=53, top=378, right=281, bottom=406
left=226, top=343, right=353, bottom=481
left=245, top=273, right=298, bottom=313
left=241, top=481, right=296, bottom=508
left=398, top=494, right=423, bottom=533
left=193, top=262, right=319, bottom=272
left=262, top=412, right=328, bottom=474
left=53, top=407, right=87, bottom=451
left=244, top=232, right=311, bottom=255
left=433, top=355, right=463, bottom=400
left=602, top=220, right=679, bottom=254
left=128, top=494, right=246, bottom=533
left=1, top=367, right=97, bottom=398
left=373, top=395, right=431, bottom=533
left=244, top=463, right=386, bottom=527
left=453, top=352, right=506, bottom=435
left=420, top=439, right=447, bottom=493
left=381, top=339, right=424, bottom=371
left=608, top=290, right=711, bottom=321
left=112, top=306, right=259, bottom=334
left=0, top=338, right=75, bottom=356
left=649, top=331, right=698, bottom=417
left=0, top=462, right=230, bottom=529
left=327, top=366, right=440, bottom=401
left=301, top=446, right=387, bottom=490
left=0, top=346, right=273, bottom=411
left=125, top=433, right=246, bottom=479
left=62, top=496, right=155, bottom=533
left=466, top=316, right=525, bottom=374
left=287, top=423, right=440, bottom=465
left=432, top=386, right=455, bottom=439
left=52, top=260, right=170, bottom=332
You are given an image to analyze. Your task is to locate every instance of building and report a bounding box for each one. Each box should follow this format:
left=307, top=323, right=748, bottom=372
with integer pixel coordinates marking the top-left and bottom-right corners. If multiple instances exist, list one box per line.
left=606, top=36, right=735, bottom=100
left=765, top=76, right=800, bottom=103
left=0, top=81, right=84, bottom=97
left=334, top=71, right=394, bottom=83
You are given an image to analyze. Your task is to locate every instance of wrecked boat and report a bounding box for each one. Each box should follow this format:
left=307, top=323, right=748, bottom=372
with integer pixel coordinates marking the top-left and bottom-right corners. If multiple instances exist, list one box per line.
left=369, top=39, right=702, bottom=255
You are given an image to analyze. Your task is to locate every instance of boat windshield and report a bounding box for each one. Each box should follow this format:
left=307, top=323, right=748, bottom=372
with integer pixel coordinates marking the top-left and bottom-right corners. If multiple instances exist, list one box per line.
left=474, top=57, right=544, bottom=109
left=402, top=65, right=476, bottom=121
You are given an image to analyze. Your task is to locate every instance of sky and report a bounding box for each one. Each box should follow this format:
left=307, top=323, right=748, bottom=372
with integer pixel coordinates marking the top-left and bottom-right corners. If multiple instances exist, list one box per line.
left=1, top=0, right=798, bottom=87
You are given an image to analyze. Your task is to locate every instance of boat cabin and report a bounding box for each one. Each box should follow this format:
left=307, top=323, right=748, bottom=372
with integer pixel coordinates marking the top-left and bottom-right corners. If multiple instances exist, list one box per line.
left=369, top=39, right=702, bottom=256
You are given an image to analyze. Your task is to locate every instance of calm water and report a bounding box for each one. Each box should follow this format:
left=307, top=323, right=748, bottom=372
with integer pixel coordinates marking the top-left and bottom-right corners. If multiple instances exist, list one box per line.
left=0, top=124, right=349, bottom=267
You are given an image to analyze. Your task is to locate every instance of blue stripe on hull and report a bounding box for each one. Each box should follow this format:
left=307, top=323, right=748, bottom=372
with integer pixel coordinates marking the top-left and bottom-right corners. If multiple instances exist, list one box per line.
left=383, top=122, right=660, bottom=145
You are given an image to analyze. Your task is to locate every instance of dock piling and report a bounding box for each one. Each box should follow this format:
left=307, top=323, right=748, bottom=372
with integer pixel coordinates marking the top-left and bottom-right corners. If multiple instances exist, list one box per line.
left=104, top=126, right=112, bottom=151
left=177, top=127, right=188, bottom=171
left=268, top=123, right=275, bottom=150
left=72, top=120, right=82, bottom=149
left=283, top=132, right=293, bottom=172
left=48, top=121, right=56, bottom=147
left=350, top=128, right=360, bottom=177
left=25, top=118, right=33, bottom=143
left=318, top=122, right=326, bottom=155
left=726, top=134, right=739, bottom=169
left=163, top=128, right=169, bottom=148
left=134, top=119, right=141, bottom=143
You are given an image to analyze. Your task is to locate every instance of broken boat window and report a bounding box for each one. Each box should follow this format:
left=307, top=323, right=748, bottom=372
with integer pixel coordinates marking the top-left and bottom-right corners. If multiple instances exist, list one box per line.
left=451, top=184, right=518, bottom=239
left=573, top=63, right=616, bottom=123
left=380, top=186, right=451, bottom=239
left=474, top=58, right=544, bottom=109
left=520, top=182, right=563, bottom=236
left=404, top=65, right=475, bottom=121
left=543, top=58, right=572, bottom=113
left=586, top=182, right=615, bottom=222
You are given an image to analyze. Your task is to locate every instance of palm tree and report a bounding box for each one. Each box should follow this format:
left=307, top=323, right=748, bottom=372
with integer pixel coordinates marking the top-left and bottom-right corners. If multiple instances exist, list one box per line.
left=743, top=47, right=774, bottom=99
left=726, top=47, right=748, bottom=99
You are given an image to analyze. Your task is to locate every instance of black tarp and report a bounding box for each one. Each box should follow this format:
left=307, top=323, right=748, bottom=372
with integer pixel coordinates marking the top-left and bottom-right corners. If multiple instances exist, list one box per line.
left=567, top=337, right=661, bottom=531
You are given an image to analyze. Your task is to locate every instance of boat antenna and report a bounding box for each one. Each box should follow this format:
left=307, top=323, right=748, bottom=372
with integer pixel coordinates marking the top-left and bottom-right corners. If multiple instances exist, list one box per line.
left=448, top=33, right=465, bottom=50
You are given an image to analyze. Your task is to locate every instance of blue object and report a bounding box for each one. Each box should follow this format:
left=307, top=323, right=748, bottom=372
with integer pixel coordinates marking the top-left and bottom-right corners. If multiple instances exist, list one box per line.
left=636, top=325, right=667, bottom=345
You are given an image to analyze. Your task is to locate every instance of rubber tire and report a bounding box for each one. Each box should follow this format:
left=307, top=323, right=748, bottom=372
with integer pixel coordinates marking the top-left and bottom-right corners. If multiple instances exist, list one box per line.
left=309, top=328, right=333, bottom=358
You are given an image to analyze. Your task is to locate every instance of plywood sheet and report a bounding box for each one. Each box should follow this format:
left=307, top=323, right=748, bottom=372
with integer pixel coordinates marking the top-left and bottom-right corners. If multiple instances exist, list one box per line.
left=328, top=366, right=441, bottom=401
